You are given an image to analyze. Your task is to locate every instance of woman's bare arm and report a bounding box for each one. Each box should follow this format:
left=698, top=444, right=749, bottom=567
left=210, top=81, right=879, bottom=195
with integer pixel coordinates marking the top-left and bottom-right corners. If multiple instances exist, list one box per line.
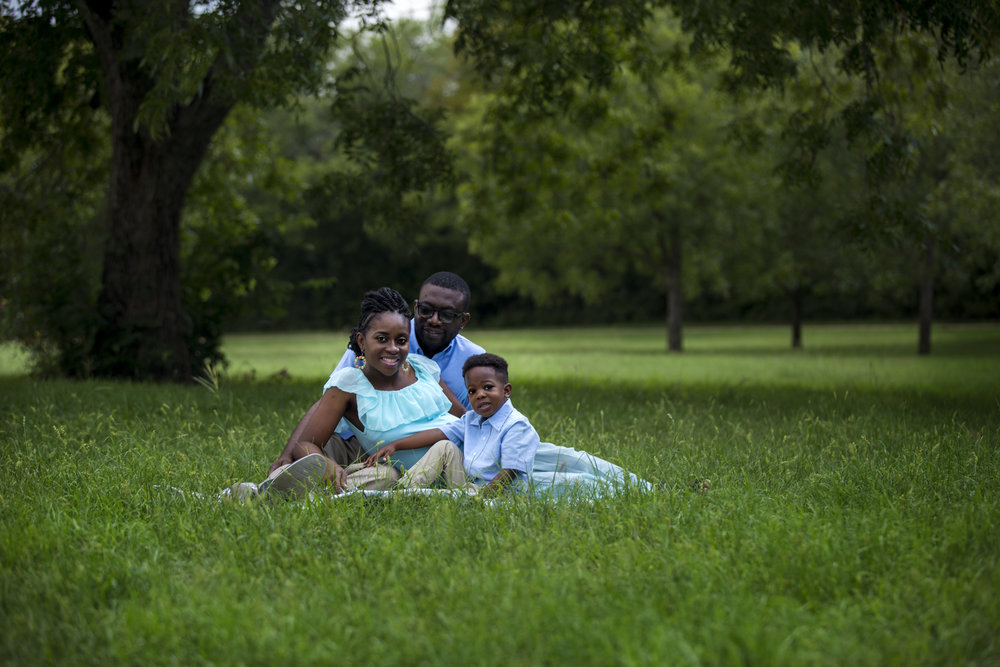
left=269, top=387, right=354, bottom=491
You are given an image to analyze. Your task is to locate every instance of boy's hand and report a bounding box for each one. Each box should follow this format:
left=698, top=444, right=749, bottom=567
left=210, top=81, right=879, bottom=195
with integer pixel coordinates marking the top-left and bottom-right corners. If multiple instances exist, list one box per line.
left=482, top=469, right=518, bottom=498
left=364, top=443, right=397, bottom=467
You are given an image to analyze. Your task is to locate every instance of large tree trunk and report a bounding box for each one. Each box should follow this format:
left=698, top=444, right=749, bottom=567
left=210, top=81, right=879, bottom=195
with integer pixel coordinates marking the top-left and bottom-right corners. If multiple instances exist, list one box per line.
left=92, top=119, right=227, bottom=380
left=917, top=233, right=935, bottom=356
left=92, top=137, right=193, bottom=381
left=79, top=2, right=242, bottom=381
left=665, top=219, right=683, bottom=352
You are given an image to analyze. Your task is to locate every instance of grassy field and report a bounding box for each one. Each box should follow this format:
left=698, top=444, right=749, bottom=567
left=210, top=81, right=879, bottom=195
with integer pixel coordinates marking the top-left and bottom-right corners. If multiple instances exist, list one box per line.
left=1, top=323, right=998, bottom=665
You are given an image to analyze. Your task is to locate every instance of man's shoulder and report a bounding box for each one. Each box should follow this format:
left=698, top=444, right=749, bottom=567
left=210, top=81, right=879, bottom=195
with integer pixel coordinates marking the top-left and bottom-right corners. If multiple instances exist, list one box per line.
left=452, top=333, right=486, bottom=356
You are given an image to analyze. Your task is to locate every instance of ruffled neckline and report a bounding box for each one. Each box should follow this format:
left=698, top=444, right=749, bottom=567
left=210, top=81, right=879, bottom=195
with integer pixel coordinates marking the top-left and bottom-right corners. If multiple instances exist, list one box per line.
left=328, top=356, right=451, bottom=432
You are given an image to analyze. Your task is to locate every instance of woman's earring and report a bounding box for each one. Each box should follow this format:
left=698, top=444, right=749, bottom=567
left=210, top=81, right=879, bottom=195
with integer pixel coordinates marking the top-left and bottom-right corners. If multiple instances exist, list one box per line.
left=354, top=354, right=367, bottom=370
left=402, top=359, right=411, bottom=372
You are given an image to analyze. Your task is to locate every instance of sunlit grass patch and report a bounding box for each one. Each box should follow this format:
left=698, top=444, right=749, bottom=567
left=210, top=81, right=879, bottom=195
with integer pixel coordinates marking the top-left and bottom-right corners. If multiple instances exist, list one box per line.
left=0, top=341, right=29, bottom=376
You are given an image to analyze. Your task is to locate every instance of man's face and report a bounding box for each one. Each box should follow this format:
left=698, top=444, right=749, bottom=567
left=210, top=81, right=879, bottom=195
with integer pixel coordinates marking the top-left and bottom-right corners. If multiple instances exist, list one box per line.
left=412, top=284, right=470, bottom=356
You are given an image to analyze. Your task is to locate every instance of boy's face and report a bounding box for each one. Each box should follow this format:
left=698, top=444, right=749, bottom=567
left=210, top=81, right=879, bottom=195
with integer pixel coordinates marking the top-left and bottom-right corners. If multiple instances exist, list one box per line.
left=464, top=365, right=511, bottom=420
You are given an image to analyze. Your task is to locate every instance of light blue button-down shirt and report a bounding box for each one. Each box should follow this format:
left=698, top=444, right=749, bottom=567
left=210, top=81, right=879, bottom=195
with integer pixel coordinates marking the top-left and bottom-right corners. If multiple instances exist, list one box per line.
left=438, top=399, right=539, bottom=486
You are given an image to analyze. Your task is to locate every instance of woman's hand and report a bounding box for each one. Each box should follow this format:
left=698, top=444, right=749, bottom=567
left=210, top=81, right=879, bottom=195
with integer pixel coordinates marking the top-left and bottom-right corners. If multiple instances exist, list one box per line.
left=364, top=443, right=397, bottom=467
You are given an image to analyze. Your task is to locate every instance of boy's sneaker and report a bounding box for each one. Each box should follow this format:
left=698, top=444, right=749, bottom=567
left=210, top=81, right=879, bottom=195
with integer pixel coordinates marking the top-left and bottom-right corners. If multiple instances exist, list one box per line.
left=262, top=453, right=328, bottom=500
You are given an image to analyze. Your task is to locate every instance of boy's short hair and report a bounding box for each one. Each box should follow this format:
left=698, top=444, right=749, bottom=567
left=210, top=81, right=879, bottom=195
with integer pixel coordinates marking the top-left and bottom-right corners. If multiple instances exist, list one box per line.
left=462, top=353, right=509, bottom=383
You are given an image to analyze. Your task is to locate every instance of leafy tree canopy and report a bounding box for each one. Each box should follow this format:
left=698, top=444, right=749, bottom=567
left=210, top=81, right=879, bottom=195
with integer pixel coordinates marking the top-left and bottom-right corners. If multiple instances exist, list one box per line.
left=445, top=0, right=999, bottom=97
left=0, top=0, right=390, bottom=380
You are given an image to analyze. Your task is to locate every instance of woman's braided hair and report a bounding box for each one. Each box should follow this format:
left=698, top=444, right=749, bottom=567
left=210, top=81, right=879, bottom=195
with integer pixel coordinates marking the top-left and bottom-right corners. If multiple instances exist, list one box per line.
left=348, top=287, right=412, bottom=356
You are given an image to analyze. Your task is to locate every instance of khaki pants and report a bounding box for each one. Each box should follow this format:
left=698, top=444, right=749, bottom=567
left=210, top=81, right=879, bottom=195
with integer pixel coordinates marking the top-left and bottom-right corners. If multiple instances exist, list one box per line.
left=396, top=440, right=474, bottom=491
left=323, top=433, right=398, bottom=490
left=263, top=458, right=399, bottom=492
left=340, top=461, right=400, bottom=490
left=322, top=433, right=364, bottom=466
left=265, top=434, right=399, bottom=492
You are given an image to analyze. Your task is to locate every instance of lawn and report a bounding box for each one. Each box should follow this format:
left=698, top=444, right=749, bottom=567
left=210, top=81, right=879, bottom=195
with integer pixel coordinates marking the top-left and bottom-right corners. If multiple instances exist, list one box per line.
left=1, top=323, right=998, bottom=665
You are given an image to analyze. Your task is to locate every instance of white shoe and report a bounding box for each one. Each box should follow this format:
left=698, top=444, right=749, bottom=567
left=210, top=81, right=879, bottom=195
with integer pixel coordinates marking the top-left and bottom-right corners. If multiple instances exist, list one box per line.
left=218, top=482, right=260, bottom=501
left=262, top=453, right=328, bottom=500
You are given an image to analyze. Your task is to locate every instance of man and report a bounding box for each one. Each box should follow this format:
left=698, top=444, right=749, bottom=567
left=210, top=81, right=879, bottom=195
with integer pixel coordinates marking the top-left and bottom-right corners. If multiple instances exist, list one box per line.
left=269, top=271, right=485, bottom=488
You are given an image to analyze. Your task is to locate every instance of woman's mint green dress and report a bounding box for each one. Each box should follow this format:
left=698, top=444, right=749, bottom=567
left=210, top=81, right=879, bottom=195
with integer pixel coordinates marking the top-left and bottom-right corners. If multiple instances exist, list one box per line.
left=323, top=354, right=459, bottom=471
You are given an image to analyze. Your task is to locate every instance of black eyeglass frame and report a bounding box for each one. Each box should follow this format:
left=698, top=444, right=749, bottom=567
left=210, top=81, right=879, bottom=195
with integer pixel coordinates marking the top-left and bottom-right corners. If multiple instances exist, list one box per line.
left=414, top=301, right=467, bottom=324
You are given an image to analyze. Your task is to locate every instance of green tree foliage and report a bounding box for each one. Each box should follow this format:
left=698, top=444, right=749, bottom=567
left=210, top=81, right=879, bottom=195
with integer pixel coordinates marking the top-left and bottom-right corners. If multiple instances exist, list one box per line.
left=446, top=0, right=659, bottom=111
left=446, top=0, right=999, bottom=106
left=180, top=106, right=313, bottom=369
left=934, top=61, right=1000, bottom=313
left=0, top=120, right=108, bottom=377
left=453, top=17, right=768, bottom=351
left=0, top=0, right=382, bottom=380
left=669, top=0, right=999, bottom=87
left=444, top=0, right=999, bottom=351
left=249, top=18, right=499, bottom=330
left=326, top=46, right=455, bottom=244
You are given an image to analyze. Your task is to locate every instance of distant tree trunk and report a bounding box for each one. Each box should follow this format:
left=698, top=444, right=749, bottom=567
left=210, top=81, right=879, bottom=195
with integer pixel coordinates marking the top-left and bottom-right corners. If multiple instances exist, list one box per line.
left=790, top=286, right=804, bottom=349
left=917, top=232, right=935, bottom=356
left=665, top=218, right=683, bottom=352
left=81, top=4, right=235, bottom=381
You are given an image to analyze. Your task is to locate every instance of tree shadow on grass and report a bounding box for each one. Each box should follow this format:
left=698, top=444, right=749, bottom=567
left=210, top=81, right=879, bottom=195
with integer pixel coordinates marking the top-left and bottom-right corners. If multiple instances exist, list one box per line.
left=678, top=337, right=1000, bottom=359
left=515, top=376, right=1000, bottom=424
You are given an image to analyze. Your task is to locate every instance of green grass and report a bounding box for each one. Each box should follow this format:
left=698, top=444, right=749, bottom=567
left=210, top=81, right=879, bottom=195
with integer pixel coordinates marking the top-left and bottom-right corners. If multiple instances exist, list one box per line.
left=0, top=340, right=29, bottom=376
left=2, top=324, right=999, bottom=665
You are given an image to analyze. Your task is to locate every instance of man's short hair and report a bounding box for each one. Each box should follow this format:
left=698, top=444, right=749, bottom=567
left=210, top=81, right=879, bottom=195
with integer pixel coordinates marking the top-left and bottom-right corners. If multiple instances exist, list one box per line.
left=462, top=353, right=509, bottom=383
left=422, top=271, right=472, bottom=311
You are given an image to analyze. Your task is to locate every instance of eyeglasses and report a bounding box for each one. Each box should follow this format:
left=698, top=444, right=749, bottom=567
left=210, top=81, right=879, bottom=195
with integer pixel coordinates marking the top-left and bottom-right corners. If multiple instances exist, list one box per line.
left=414, top=301, right=466, bottom=324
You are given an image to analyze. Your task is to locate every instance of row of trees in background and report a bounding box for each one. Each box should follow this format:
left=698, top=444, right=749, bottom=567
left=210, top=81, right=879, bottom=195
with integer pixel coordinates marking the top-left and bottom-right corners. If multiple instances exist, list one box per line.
left=1, top=0, right=998, bottom=380
left=445, top=1, right=1000, bottom=353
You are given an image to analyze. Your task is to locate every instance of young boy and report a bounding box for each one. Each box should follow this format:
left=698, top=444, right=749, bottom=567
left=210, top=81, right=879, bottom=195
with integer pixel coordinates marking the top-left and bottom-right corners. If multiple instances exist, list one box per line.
left=367, top=353, right=539, bottom=497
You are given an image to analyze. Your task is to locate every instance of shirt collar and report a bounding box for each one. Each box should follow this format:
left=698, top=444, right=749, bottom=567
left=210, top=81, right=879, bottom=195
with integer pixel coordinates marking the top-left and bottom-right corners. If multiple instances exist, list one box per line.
left=472, top=398, right=514, bottom=431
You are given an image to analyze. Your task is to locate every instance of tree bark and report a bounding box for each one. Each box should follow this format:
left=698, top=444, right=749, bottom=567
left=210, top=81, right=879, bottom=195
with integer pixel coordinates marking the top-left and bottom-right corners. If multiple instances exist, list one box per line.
left=92, top=107, right=231, bottom=380
left=77, top=0, right=275, bottom=380
left=665, top=219, right=683, bottom=352
left=917, top=233, right=935, bottom=356
left=790, top=286, right=803, bottom=349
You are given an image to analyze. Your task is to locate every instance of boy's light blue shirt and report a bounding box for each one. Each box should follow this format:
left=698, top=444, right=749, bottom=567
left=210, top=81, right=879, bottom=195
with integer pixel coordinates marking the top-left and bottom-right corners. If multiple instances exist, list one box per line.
left=438, top=399, right=539, bottom=487
left=330, top=319, right=484, bottom=410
